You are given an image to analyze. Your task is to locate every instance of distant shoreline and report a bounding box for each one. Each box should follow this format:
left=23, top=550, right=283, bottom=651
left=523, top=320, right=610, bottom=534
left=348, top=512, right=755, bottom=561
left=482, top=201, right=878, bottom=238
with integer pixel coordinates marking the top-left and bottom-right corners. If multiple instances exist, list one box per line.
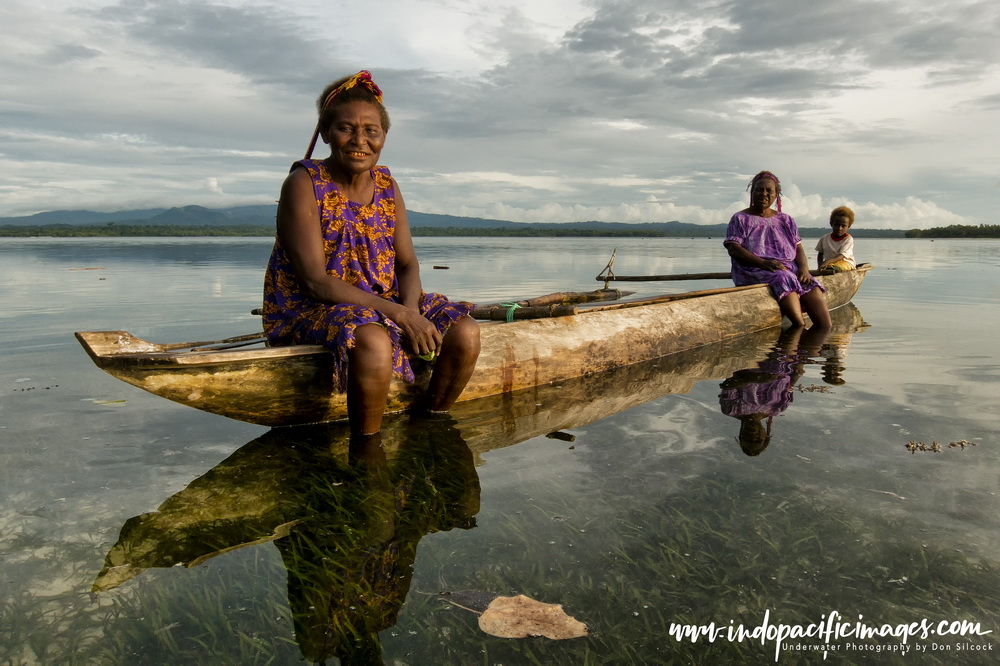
left=2, top=203, right=995, bottom=238
left=0, top=224, right=913, bottom=238
left=1, top=224, right=997, bottom=238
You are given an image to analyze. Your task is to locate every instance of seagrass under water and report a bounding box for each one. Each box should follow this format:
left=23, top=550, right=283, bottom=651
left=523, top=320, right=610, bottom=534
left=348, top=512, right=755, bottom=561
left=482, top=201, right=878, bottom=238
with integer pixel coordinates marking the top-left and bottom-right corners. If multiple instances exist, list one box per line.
left=1, top=237, right=998, bottom=663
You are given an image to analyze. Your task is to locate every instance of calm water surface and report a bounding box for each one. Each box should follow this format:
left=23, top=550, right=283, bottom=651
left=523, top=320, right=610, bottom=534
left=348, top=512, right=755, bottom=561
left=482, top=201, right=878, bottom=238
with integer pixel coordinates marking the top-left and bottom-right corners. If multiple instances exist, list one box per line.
left=1, top=237, right=998, bottom=664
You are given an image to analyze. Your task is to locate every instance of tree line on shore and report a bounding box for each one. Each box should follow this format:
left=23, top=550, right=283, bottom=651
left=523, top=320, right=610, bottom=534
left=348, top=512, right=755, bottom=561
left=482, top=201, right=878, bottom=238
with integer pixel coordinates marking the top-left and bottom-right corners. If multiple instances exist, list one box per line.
left=904, top=224, right=1000, bottom=238
left=2, top=223, right=996, bottom=238
left=0, top=224, right=274, bottom=237
left=2, top=224, right=686, bottom=237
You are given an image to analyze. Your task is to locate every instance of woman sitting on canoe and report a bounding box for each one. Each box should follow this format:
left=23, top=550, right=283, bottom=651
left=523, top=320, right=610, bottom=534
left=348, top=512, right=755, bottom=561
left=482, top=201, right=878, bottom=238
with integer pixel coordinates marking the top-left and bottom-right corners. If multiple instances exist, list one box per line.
left=262, top=71, right=480, bottom=436
left=723, top=171, right=831, bottom=329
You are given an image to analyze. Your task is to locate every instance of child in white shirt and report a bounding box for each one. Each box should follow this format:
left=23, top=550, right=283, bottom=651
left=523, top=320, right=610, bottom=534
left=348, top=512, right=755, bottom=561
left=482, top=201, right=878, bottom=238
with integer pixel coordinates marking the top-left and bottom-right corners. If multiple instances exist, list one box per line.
left=816, top=206, right=856, bottom=271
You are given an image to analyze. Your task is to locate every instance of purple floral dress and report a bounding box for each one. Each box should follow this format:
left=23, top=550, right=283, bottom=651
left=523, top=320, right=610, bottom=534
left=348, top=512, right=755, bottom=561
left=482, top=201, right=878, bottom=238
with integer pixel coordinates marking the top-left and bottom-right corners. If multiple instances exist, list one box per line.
left=719, top=356, right=801, bottom=419
left=725, top=211, right=824, bottom=301
left=263, top=160, right=474, bottom=391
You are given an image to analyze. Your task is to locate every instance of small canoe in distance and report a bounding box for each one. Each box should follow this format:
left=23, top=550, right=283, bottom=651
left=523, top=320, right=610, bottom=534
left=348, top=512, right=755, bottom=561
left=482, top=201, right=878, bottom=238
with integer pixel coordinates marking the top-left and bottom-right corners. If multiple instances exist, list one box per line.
left=75, top=265, right=873, bottom=427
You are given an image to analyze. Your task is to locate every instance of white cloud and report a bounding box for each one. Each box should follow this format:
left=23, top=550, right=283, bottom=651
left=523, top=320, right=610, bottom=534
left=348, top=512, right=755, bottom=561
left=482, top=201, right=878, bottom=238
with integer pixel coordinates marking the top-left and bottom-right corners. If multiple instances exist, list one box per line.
left=0, top=0, right=998, bottom=229
left=594, top=119, right=648, bottom=131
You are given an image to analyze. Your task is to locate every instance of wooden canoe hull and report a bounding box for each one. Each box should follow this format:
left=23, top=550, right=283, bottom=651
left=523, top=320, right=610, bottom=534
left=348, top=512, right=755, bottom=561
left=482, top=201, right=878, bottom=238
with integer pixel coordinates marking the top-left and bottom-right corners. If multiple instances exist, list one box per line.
left=94, top=306, right=871, bottom=593
left=76, top=266, right=871, bottom=426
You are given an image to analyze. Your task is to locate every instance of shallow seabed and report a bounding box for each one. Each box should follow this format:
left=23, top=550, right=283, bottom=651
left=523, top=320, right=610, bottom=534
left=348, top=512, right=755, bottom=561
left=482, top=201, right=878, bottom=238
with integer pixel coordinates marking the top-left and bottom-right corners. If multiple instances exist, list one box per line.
left=1, top=237, right=998, bottom=664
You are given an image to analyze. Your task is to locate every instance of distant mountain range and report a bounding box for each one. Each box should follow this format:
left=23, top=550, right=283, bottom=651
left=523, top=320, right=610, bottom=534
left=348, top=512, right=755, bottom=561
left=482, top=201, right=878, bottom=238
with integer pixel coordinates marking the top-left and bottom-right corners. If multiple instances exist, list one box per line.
left=0, top=204, right=906, bottom=237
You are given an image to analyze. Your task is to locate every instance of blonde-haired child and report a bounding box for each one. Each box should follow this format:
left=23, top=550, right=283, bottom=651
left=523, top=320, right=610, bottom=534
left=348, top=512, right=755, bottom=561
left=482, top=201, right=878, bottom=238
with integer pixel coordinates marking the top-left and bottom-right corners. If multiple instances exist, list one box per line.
left=816, top=206, right=856, bottom=271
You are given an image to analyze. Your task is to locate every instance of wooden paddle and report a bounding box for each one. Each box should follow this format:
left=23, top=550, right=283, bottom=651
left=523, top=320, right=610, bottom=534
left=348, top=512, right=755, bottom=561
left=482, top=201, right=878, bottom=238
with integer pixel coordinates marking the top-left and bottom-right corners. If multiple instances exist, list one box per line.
left=595, top=269, right=835, bottom=282
left=594, top=248, right=835, bottom=284
left=595, top=271, right=733, bottom=282
left=159, top=332, right=267, bottom=351
left=579, top=284, right=767, bottom=312
left=472, top=288, right=632, bottom=321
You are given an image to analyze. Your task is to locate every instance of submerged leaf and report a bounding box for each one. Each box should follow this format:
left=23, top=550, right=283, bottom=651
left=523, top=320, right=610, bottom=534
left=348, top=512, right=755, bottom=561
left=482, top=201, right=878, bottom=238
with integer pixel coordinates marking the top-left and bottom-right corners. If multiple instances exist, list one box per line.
left=478, top=594, right=588, bottom=640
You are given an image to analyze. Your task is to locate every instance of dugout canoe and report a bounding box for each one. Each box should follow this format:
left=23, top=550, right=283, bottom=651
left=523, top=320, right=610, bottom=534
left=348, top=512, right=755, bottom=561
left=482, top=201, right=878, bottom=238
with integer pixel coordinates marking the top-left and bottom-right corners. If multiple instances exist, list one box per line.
left=91, top=329, right=782, bottom=591
left=94, top=305, right=870, bottom=593
left=75, top=264, right=872, bottom=427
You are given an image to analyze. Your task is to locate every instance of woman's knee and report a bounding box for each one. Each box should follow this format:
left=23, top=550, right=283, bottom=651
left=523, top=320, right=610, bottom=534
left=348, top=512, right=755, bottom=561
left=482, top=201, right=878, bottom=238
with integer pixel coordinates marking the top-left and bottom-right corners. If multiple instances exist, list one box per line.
left=778, top=292, right=802, bottom=314
left=770, top=272, right=800, bottom=293
left=802, top=290, right=832, bottom=325
left=802, top=288, right=828, bottom=310
left=443, top=316, right=481, bottom=358
left=350, top=324, right=393, bottom=368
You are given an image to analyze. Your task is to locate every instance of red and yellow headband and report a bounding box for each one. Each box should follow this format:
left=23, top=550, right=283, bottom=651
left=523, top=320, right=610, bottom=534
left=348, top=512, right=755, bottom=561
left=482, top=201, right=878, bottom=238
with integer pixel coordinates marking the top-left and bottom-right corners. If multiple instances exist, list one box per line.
left=304, top=70, right=384, bottom=159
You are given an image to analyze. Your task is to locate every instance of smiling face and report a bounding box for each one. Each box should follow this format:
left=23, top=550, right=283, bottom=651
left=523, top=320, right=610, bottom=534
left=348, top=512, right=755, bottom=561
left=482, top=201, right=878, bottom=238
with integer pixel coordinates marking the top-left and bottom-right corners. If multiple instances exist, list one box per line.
left=322, top=101, right=386, bottom=176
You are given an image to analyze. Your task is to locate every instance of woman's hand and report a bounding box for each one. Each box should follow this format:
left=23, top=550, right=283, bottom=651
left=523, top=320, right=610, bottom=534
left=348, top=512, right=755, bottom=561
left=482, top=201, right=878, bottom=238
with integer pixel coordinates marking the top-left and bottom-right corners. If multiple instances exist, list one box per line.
left=760, top=258, right=787, bottom=272
left=391, top=306, right=442, bottom=358
left=793, top=244, right=813, bottom=285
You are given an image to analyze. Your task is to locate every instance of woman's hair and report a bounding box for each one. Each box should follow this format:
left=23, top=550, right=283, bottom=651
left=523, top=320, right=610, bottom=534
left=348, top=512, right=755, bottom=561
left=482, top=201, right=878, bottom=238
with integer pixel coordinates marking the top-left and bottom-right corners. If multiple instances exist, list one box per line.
left=738, top=415, right=771, bottom=456
left=317, top=74, right=391, bottom=133
left=748, top=170, right=781, bottom=195
left=829, top=205, right=855, bottom=225
left=303, top=71, right=390, bottom=159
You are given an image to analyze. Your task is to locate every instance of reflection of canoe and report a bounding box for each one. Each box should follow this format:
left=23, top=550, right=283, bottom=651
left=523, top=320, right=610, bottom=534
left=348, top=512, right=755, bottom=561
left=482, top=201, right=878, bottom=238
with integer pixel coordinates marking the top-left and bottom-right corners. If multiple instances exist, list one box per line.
left=454, top=301, right=867, bottom=459
left=93, top=304, right=868, bottom=595
left=93, top=417, right=481, bottom=608
left=75, top=265, right=872, bottom=426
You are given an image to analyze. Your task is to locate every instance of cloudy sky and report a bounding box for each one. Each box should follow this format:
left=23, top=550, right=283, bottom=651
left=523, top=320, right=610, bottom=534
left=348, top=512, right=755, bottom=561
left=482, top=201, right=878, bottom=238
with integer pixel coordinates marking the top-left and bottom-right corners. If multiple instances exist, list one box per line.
left=3, top=0, right=998, bottom=229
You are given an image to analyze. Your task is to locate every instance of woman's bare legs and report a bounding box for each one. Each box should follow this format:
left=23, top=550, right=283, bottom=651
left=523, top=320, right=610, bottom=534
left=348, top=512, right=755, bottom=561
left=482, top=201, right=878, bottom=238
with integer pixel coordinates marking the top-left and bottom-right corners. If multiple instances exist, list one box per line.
left=347, top=316, right=480, bottom=432
left=346, top=323, right=394, bottom=436
left=778, top=292, right=807, bottom=327
left=425, top=316, right=481, bottom=413
left=801, top=288, right=832, bottom=329
left=347, top=317, right=480, bottom=433
left=779, top=287, right=831, bottom=329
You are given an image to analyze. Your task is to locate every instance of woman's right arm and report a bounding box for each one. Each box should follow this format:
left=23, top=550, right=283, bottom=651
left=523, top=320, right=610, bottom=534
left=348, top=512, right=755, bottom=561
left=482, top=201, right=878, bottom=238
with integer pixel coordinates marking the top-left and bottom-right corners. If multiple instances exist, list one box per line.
left=276, top=168, right=410, bottom=319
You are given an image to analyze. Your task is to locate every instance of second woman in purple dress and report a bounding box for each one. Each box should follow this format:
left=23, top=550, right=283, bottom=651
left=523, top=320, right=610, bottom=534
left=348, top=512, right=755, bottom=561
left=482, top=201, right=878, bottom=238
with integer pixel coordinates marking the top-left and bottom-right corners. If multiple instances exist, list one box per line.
left=723, top=171, right=831, bottom=329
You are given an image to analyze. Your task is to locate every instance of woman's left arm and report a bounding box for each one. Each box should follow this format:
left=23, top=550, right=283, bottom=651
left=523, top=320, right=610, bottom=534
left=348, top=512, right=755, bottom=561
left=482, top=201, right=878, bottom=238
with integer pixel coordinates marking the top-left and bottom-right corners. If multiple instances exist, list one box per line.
left=794, top=243, right=814, bottom=284
left=391, top=180, right=443, bottom=354
left=393, top=179, right=423, bottom=309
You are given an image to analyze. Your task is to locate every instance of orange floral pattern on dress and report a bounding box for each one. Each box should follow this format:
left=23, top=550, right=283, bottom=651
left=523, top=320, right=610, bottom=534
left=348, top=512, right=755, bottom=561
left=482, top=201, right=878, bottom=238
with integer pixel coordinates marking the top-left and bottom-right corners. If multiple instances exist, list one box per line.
left=262, top=161, right=473, bottom=391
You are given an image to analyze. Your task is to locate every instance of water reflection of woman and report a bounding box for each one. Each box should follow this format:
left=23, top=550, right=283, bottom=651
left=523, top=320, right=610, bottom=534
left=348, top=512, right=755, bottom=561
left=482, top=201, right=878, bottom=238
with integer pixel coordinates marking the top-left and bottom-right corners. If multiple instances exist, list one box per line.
left=94, top=420, right=480, bottom=665
left=279, top=421, right=480, bottom=663
left=718, top=326, right=829, bottom=456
